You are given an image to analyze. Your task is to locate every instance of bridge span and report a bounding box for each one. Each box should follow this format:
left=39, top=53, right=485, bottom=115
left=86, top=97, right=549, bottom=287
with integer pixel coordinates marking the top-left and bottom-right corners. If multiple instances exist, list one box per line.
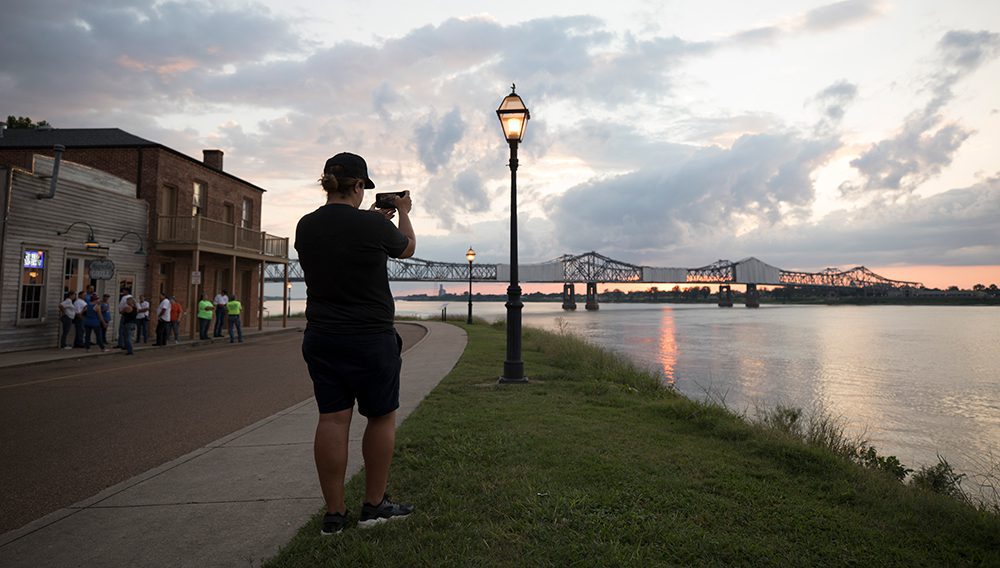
left=264, top=251, right=922, bottom=309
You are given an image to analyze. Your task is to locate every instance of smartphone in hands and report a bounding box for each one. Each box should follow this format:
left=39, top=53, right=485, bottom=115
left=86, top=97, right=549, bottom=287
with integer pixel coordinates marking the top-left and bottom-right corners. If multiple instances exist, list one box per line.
left=374, top=190, right=408, bottom=209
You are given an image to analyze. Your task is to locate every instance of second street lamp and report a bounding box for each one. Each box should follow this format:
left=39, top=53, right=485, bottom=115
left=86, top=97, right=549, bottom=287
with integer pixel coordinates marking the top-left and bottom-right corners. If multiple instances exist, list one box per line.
left=466, top=246, right=476, bottom=324
left=112, top=231, right=146, bottom=255
left=496, top=84, right=530, bottom=384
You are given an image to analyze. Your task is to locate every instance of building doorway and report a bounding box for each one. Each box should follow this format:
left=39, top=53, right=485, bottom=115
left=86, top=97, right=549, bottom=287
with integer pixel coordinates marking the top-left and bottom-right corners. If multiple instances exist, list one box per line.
left=159, top=262, right=174, bottom=297
left=115, top=272, right=137, bottom=339
left=64, top=254, right=111, bottom=340
left=64, top=256, right=108, bottom=299
left=216, top=267, right=231, bottom=297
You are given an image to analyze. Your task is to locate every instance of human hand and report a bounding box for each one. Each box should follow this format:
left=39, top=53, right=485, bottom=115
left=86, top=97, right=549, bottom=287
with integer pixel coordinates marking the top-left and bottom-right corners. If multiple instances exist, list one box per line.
left=393, top=191, right=412, bottom=214
left=369, top=203, right=396, bottom=220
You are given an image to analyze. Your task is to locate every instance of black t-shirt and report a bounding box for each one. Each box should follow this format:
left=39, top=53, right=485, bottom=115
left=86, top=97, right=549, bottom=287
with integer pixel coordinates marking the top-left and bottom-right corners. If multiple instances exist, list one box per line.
left=294, top=204, right=409, bottom=334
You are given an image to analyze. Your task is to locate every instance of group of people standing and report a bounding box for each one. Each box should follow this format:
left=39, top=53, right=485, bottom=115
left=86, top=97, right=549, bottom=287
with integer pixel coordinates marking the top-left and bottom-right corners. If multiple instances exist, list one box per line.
left=59, top=287, right=119, bottom=353
left=195, top=289, right=244, bottom=343
left=59, top=286, right=245, bottom=353
left=152, top=288, right=244, bottom=345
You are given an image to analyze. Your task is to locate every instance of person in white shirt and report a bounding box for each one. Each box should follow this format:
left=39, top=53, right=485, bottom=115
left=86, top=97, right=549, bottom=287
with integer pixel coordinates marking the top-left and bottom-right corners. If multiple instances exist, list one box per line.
left=73, top=290, right=88, bottom=348
left=135, top=296, right=151, bottom=344
left=59, top=291, right=77, bottom=349
left=155, top=292, right=171, bottom=346
left=213, top=289, right=229, bottom=338
left=117, top=289, right=133, bottom=349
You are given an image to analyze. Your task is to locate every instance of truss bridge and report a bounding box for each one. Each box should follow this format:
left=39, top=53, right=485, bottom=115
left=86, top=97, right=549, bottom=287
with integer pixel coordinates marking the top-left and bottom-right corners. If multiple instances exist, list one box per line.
left=265, top=251, right=922, bottom=310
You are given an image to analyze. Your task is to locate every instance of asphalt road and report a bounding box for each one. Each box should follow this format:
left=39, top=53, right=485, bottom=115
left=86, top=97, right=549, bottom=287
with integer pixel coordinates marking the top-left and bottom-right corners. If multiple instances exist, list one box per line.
left=0, top=324, right=426, bottom=534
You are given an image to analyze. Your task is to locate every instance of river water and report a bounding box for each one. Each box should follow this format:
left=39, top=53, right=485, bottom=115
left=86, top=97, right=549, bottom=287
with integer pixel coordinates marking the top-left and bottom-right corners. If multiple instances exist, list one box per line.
left=268, top=299, right=999, bottom=477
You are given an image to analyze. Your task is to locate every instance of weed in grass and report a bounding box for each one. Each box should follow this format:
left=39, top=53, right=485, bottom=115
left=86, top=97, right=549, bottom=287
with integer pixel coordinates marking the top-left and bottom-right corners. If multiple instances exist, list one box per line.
left=853, top=445, right=912, bottom=481
left=912, top=455, right=968, bottom=500
left=757, top=404, right=804, bottom=437
left=963, top=451, right=1000, bottom=514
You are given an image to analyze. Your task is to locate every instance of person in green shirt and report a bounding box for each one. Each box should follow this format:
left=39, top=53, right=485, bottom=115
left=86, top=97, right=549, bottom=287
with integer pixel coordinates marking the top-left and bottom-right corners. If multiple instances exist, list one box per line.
left=197, top=293, right=214, bottom=340
left=227, top=295, right=243, bottom=343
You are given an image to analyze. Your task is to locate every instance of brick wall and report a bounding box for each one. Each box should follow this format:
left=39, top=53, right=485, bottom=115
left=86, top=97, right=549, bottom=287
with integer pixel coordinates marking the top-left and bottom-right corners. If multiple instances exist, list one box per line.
left=0, top=146, right=263, bottom=230
left=152, top=149, right=261, bottom=228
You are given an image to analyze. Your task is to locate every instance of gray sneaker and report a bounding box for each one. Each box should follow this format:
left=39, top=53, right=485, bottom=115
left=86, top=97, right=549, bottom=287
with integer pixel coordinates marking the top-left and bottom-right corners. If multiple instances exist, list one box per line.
left=357, top=495, right=413, bottom=528
left=320, top=511, right=348, bottom=536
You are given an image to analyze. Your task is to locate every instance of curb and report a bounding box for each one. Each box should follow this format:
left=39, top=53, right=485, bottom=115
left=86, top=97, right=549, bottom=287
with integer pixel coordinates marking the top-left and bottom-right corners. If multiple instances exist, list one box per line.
left=0, top=325, right=304, bottom=371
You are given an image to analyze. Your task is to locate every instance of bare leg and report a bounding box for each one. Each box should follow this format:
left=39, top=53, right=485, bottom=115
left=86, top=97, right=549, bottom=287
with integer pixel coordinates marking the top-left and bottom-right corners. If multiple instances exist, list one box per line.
left=362, top=410, right=397, bottom=505
left=314, top=409, right=353, bottom=514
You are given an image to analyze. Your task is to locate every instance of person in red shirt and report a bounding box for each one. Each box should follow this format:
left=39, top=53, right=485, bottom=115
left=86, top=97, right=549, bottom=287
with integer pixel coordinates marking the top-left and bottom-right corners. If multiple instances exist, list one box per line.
left=169, top=296, right=183, bottom=343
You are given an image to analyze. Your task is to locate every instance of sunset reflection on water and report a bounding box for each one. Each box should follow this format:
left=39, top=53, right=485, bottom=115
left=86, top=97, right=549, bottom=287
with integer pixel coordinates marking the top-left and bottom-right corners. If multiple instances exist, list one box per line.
left=658, top=308, right=677, bottom=386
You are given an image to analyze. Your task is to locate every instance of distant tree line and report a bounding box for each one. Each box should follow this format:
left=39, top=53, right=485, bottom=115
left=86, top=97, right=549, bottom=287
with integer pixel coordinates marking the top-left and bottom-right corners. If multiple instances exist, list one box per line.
left=402, top=282, right=1000, bottom=305
left=5, top=116, right=50, bottom=128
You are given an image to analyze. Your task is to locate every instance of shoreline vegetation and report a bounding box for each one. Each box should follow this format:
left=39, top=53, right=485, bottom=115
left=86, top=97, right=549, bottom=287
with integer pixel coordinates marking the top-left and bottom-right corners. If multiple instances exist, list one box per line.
left=393, top=287, right=1000, bottom=306
left=266, top=319, right=998, bottom=566
left=266, top=283, right=1000, bottom=307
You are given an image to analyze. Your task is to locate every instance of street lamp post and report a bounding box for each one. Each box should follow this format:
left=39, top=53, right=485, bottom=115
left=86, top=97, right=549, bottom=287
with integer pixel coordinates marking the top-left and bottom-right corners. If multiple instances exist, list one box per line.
left=466, top=246, right=476, bottom=324
left=496, top=84, right=530, bottom=384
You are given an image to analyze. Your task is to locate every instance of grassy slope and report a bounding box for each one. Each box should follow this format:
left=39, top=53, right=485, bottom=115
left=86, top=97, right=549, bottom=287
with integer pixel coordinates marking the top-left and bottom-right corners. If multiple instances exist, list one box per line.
left=266, top=322, right=999, bottom=567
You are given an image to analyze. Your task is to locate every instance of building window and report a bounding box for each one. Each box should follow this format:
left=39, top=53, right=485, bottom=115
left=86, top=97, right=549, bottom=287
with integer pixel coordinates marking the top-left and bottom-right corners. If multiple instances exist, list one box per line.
left=19, top=249, right=47, bottom=321
left=160, top=185, right=177, bottom=217
left=192, top=181, right=205, bottom=216
left=64, top=257, right=80, bottom=295
left=242, top=198, right=253, bottom=228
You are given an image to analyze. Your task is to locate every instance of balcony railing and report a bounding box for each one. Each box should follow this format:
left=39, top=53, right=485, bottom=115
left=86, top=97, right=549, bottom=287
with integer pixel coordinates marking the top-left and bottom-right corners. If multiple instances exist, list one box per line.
left=156, top=216, right=288, bottom=260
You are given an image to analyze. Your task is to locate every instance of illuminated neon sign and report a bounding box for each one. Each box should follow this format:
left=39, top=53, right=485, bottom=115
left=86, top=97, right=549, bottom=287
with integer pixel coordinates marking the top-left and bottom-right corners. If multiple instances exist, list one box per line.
left=23, top=250, right=45, bottom=269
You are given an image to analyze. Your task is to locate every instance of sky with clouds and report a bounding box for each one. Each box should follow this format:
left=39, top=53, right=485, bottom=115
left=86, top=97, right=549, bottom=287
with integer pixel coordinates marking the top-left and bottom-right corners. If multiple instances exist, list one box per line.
left=2, top=0, right=999, bottom=289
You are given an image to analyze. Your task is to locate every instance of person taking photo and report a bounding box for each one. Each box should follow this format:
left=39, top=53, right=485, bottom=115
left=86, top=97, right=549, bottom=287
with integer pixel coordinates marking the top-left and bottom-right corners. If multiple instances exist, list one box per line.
left=294, top=152, right=416, bottom=535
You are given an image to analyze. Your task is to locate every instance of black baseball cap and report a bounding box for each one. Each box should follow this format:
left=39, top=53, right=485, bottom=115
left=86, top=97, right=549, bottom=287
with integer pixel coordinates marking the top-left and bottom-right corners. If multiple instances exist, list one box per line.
left=324, top=152, right=375, bottom=189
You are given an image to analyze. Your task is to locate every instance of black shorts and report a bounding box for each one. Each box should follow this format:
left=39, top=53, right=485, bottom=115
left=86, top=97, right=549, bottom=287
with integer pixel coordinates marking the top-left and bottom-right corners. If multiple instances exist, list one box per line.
left=301, top=327, right=402, bottom=417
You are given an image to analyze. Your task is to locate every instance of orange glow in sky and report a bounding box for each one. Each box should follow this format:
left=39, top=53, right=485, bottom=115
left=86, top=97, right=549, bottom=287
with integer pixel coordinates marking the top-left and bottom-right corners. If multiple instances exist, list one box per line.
left=417, top=264, right=1000, bottom=297
left=867, top=265, right=1000, bottom=290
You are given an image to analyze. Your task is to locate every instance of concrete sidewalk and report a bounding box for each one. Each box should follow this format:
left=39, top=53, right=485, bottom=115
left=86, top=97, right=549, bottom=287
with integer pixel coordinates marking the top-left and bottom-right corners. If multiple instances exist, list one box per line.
left=0, top=319, right=299, bottom=370
left=0, top=321, right=467, bottom=568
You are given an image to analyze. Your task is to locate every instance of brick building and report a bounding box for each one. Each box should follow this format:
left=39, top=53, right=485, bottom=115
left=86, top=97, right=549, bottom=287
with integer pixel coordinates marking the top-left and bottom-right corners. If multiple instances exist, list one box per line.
left=0, top=127, right=288, bottom=340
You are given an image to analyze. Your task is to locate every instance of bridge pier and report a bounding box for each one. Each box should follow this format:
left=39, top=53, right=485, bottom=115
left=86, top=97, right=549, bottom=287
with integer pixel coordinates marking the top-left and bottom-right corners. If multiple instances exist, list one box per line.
left=585, top=282, right=599, bottom=311
left=561, top=283, right=577, bottom=310
left=745, top=283, right=760, bottom=308
left=718, top=284, right=733, bottom=307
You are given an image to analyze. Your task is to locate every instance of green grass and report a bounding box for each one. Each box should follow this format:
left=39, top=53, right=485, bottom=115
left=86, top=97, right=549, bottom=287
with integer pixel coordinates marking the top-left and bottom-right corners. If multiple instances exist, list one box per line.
left=265, top=322, right=1000, bottom=567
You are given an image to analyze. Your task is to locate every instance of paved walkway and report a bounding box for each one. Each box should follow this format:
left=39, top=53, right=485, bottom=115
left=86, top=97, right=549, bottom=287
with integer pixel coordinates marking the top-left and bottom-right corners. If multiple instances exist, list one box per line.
left=0, top=319, right=299, bottom=370
left=0, top=321, right=467, bottom=567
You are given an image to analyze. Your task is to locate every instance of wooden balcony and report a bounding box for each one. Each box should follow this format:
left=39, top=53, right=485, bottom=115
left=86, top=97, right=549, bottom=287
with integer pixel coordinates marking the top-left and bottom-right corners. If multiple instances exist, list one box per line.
left=155, top=216, right=288, bottom=262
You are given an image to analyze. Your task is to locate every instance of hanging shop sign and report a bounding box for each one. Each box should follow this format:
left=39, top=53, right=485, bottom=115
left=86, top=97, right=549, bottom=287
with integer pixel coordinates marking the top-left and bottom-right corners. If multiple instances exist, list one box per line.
left=89, top=259, right=116, bottom=280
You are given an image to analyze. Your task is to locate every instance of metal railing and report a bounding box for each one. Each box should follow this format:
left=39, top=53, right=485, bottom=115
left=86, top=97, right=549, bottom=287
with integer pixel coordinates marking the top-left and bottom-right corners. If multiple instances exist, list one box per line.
left=156, top=215, right=288, bottom=259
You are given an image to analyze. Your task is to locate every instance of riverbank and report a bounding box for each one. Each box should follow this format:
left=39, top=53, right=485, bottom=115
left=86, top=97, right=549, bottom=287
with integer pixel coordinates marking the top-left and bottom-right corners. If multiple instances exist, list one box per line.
left=396, top=294, right=1000, bottom=306
left=265, top=321, right=998, bottom=566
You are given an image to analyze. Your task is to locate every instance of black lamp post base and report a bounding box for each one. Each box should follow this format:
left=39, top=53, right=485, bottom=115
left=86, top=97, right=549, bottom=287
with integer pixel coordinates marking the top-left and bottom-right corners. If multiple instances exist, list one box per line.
left=498, top=375, right=530, bottom=385
left=499, top=357, right=527, bottom=383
